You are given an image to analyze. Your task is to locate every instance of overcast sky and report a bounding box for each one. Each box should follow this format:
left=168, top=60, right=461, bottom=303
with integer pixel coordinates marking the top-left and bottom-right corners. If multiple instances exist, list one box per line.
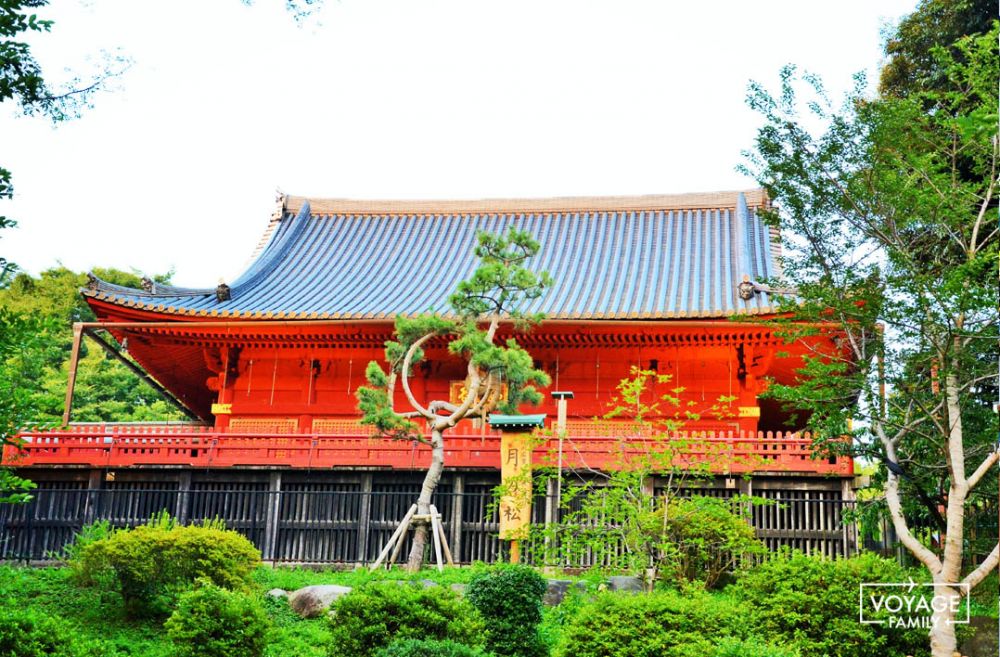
left=3, top=0, right=917, bottom=287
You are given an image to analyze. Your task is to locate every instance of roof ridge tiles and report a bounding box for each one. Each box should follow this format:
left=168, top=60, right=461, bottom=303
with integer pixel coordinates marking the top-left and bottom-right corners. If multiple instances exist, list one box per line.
left=283, top=189, right=768, bottom=216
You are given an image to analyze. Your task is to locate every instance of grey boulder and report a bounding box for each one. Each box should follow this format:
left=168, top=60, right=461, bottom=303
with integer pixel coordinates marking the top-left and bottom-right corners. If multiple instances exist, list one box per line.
left=544, top=579, right=588, bottom=605
left=606, top=575, right=643, bottom=593
left=288, top=584, right=353, bottom=618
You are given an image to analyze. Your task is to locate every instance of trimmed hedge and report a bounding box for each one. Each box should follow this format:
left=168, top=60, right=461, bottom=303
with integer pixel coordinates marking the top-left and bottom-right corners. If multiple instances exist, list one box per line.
left=70, top=515, right=260, bottom=618
left=377, top=638, right=493, bottom=657
left=555, top=590, right=750, bottom=657
left=165, top=581, right=270, bottom=657
left=328, top=582, right=485, bottom=657
left=732, top=551, right=926, bottom=657
left=467, top=564, right=548, bottom=657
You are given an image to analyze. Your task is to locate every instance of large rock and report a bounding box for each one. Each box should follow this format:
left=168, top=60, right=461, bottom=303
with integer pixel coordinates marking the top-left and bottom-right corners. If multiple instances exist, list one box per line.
left=544, top=579, right=588, bottom=605
left=606, top=576, right=643, bottom=593
left=266, top=588, right=288, bottom=599
left=544, top=580, right=573, bottom=606
left=288, top=584, right=353, bottom=618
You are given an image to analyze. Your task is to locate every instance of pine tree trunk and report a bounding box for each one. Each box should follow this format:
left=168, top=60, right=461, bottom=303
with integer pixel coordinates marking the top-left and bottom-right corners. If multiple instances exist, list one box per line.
left=406, top=427, right=445, bottom=571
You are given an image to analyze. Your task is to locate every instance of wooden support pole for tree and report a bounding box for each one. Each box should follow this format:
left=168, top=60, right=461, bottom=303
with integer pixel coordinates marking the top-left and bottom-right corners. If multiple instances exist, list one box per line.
left=431, top=504, right=454, bottom=566
left=371, top=504, right=417, bottom=571
left=370, top=504, right=455, bottom=572
left=430, top=507, right=444, bottom=572
left=62, top=323, right=84, bottom=426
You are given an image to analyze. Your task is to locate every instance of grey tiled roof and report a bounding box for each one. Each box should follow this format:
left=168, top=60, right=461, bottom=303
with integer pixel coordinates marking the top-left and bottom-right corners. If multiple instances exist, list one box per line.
left=84, top=190, right=780, bottom=319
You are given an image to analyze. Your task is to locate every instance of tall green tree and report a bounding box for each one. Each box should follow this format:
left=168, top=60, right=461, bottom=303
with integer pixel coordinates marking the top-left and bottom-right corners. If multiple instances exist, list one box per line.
left=0, top=266, right=184, bottom=424
left=358, top=228, right=551, bottom=570
left=743, top=23, right=998, bottom=657
left=880, top=0, right=995, bottom=98
left=0, top=308, right=54, bottom=500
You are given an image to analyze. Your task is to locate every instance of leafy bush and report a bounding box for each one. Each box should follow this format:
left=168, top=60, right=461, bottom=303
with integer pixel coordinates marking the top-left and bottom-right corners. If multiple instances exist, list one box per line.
left=328, top=582, right=485, bottom=657
left=467, top=564, right=548, bottom=657
left=661, top=495, right=765, bottom=589
left=550, top=479, right=763, bottom=590
left=555, top=590, right=746, bottom=657
left=61, top=520, right=112, bottom=579
left=0, top=608, right=118, bottom=657
left=70, top=513, right=261, bottom=617
left=711, top=637, right=800, bottom=657
left=732, top=551, right=925, bottom=657
left=164, top=580, right=270, bottom=657
left=377, top=638, right=492, bottom=657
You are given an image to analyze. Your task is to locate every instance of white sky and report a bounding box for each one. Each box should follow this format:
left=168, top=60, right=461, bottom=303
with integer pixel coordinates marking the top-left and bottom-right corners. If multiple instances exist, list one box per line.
left=3, top=0, right=917, bottom=287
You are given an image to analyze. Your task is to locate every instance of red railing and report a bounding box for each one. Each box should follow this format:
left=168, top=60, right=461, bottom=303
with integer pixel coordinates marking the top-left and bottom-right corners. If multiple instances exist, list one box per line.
left=2, top=424, right=852, bottom=475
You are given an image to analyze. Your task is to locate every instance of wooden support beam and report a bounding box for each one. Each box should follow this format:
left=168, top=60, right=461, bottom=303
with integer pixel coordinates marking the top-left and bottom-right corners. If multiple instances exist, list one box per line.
left=430, top=504, right=454, bottom=566
left=371, top=504, right=417, bottom=571
left=62, top=324, right=84, bottom=426
left=83, top=328, right=201, bottom=421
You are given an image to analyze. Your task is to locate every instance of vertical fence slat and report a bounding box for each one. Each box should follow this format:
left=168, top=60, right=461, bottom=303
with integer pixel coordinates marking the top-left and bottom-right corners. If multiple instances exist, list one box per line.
left=1, top=485, right=939, bottom=566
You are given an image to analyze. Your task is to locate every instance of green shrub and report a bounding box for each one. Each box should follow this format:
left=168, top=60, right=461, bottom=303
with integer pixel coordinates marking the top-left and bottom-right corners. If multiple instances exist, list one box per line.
left=0, top=609, right=118, bottom=657
left=711, top=637, right=800, bottom=657
left=467, top=564, right=548, bottom=657
left=732, top=551, right=925, bottom=657
left=555, top=590, right=746, bottom=657
left=164, top=580, right=270, bottom=657
left=661, top=495, right=766, bottom=589
left=328, top=582, right=485, bottom=657
left=70, top=513, right=261, bottom=618
left=376, top=638, right=492, bottom=657
left=59, top=520, right=112, bottom=576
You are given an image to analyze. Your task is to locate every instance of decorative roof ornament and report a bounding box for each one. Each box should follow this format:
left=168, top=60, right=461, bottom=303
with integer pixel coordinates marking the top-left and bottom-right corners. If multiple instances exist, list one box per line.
left=86, top=273, right=99, bottom=291
left=271, top=189, right=286, bottom=222
left=140, top=276, right=154, bottom=293
left=215, top=281, right=231, bottom=302
left=737, top=275, right=758, bottom=301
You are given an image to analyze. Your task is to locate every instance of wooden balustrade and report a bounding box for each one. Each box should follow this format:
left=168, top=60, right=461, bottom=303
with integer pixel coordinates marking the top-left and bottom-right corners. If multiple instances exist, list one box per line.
left=3, top=423, right=851, bottom=475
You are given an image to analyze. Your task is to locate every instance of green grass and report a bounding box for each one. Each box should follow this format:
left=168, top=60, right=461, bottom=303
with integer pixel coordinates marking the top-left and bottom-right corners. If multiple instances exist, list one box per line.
left=0, top=563, right=592, bottom=657
left=252, top=561, right=494, bottom=592
left=2, top=561, right=993, bottom=657
left=0, top=566, right=173, bottom=657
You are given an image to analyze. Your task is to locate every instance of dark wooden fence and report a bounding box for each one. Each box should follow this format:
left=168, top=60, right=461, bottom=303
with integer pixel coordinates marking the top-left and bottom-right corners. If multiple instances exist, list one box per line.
left=0, top=486, right=868, bottom=565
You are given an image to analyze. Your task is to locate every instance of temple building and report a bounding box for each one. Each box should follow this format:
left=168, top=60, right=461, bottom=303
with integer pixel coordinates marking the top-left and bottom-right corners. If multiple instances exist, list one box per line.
left=3, top=190, right=856, bottom=562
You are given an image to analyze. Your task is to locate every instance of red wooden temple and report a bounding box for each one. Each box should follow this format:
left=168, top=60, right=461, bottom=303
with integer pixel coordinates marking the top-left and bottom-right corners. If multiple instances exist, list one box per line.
left=5, top=190, right=852, bottom=499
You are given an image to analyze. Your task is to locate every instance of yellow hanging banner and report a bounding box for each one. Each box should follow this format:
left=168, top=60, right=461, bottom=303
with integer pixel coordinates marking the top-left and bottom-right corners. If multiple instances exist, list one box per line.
left=499, top=432, right=532, bottom=540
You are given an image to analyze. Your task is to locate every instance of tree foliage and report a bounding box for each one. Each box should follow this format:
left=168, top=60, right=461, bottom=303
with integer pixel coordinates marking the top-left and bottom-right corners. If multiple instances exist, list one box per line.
left=0, top=266, right=184, bottom=425
left=0, top=307, right=52, bottom=500
left=742, top=17, right=998, bottom=657
left=534, top=369, right=757, bottom=587
left=358, top=228, right=551, bottom=569
left=879, top=0, right=995, bottom=98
